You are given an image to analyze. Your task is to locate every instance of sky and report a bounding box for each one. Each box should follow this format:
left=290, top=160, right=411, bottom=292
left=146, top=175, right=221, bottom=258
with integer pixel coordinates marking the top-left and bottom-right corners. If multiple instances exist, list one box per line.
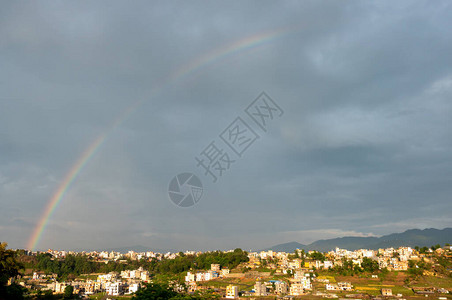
left=1, top=1, right=452, bottom=252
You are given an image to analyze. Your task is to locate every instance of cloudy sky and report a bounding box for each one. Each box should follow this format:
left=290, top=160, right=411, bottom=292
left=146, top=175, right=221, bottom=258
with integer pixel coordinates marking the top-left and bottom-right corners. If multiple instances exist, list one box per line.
left=1, top=1, right=452, bottom=252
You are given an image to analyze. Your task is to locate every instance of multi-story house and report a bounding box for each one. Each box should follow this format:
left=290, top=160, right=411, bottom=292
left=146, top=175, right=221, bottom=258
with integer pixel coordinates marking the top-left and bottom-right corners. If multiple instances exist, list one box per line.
left=225, top=285, right=238, bottom=299
left=274, top=281, right=288, bottom=294
left=254, top=280, right=267, bottom=296
left=289, top=283, right=305, bottom=296
left=105, top=281, right=125, bottom=296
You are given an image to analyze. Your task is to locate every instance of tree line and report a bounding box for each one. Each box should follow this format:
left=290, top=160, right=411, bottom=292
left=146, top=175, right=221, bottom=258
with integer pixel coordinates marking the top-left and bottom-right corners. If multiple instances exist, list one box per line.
left=17, top=248, right=249, bottom=279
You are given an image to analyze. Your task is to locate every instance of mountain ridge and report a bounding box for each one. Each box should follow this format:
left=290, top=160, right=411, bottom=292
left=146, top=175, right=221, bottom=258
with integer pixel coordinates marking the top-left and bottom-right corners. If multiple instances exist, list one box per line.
left=262, top=227, right=452, bottom=253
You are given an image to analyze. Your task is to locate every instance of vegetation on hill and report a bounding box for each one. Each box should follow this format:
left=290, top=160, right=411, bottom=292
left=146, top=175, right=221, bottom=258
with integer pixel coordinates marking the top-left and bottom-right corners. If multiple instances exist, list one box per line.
left=16, top=248, right=249, bottom=280
left=0, top=242, right=27, bottom=300
left=328, top=257, right=380, bottom=276
left=150, top=249, right=249, bottom=275
left=132, top=283, right=219, bottom=300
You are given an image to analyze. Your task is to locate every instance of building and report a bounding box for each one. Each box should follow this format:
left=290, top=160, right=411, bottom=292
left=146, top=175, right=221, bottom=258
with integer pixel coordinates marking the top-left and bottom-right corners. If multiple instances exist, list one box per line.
left=288, top=259, right=302, bottom=269
left=185, top=272, right=196, bottom=282
left=211, top=264, right=221, bottom=272
left=381, top=288, right=392, bottom=296
left=130, top=269, right=141, bottom=279
left=141, top=271, right=150, bottom=281
left=128, top=283, right=141, bottom=294
left=323, top=260, right=333, bottom=269
left=315, top=260, right=323, bottom=269
left=187, top=282, right=198, bottom=293
left=105, top=282, right=124, bottom=296
left=195, top=272, right=204, bottom=282
left=337, top=282, right=353, bottom=291
left=254, top=280, right=267, bottom=296
left=226, top=285, right=238, bottom=299
left=294, top=270, right=304, bottom=279
left=299, top=276, right=312, bottom=290
left=275, top=281, right=288, bottom=294
left=55, top=282, right=68, bottom=293
left=83, top=281, right=96, bottom=295
left=98, top=273, right=117, bottom=282
left=184, top=271, right=216, bottom=282
left=289, top=283, right=305, bottom=296
left=326, top=282, right=353, bottom=291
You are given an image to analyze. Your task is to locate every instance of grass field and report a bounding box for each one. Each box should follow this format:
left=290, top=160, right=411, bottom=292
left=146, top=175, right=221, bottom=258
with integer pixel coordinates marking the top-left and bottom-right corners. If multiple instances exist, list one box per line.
left=312, top=270, right=452, bottom=299
left=89, top=292, right=132, bottom=299
left=199, top=277, right=256, bottom=291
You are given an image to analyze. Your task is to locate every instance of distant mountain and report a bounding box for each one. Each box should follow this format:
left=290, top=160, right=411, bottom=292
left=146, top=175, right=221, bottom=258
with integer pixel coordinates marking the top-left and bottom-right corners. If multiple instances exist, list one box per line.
left=262, top=241, right=306, bottom=253
left=372, top=228, right=452, bottom=250
left=263, top=228, right=452, bottom=253
left=307, top=236, right=380, bottom=252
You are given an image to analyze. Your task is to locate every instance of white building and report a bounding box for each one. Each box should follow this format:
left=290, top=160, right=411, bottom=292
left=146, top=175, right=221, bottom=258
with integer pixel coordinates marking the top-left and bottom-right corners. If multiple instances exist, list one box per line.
left=141, top=271, right=150, bottom=281
left=128, top=283, right=141, bottom=294
left=105, top=282, right=124, bottom=296
left=326, top=282, right=352, bottom=291
left=254, top=281, right=267, bottom=296
left=196, top=272, right=205, bottom=281
left=130, top=270, right=141, bottom=279
left=324, top=260, right=333, bottom=269
left=55, top=282, right=68, bottom=293
left=185, top=272, right=196, bottom=282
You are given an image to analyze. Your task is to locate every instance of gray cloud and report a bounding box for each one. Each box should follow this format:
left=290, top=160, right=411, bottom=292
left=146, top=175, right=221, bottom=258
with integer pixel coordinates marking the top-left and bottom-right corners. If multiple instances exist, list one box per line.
left=1, top=0, right=451, bottom=251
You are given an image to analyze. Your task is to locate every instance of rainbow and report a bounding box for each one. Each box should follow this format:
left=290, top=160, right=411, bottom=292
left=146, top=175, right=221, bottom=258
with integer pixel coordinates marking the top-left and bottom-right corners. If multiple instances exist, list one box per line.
left=27, top=26, right=293, bottom=251
left=26, top=100, right=145, bottom=251
left=169, top=28, right=288, bottom=82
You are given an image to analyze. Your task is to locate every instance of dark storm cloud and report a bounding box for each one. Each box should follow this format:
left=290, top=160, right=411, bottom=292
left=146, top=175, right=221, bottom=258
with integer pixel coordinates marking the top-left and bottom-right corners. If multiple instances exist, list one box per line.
left=1, top=0, right=451, bottom=251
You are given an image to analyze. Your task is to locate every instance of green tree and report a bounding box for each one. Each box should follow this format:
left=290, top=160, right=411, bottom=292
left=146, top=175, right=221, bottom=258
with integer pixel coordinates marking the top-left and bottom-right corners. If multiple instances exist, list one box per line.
left=133, top=283, right=219, bottom=300
left=63, top=285, right=74, bottom=299
left=361, top=257, right=379, bottom=273
left=419, top=247, right=429, bottom=254
left=133, top=283, right=178, bottom=299
left=0, top=242, right=26, bottom=300
left=1, top=283, right=27, bottom=300
left=408, top=260, right=424, bottom=277
left=0, top=243, right=22, bottom=286
left=309, top=251, right=325, bottom=262
left=37, top=289, right=56, bottom=300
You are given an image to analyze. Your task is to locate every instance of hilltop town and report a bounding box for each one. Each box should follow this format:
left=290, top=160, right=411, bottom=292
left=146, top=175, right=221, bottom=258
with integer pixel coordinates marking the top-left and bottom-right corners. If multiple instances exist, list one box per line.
left=2, top=242, right=452, bottom=299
